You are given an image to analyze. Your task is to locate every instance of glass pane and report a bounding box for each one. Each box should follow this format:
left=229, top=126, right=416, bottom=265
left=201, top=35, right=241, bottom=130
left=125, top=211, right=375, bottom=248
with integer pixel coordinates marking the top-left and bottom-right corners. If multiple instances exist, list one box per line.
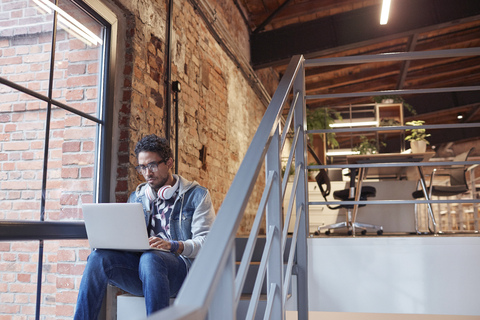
left=53, top=0, right=106, bottom=118
left=0, top=0, right=55, bottom=97
left=40, top=239, right=90, bottom=318
left=44, top=107, right=97, bottom=220
left=0, top=1, right=108, bottom=318
left=0, top=238, right=91, bottom=318
left=0, top=240, right=41, bottom=317
left=0, top=84, right=48, bottom=221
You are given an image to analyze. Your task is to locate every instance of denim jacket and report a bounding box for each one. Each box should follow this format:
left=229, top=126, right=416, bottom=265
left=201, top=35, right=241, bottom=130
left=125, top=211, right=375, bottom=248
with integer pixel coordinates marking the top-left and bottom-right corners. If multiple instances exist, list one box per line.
left=127, top=174, right=215, bottom=268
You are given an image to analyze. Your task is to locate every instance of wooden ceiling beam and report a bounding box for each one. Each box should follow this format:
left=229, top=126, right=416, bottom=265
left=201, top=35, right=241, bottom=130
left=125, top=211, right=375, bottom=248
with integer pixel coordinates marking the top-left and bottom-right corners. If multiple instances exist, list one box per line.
left=396, top=34, right=418, bottom=89
left=251, top=0, right=480, bottom=68
left=249, top=0, right=380, bottom=30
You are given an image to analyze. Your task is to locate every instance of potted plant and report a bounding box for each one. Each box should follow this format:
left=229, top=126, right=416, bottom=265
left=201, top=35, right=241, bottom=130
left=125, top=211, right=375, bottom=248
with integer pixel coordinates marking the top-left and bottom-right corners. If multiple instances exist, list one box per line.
left=371, top=95, right=417, bottom=116
left=352, top=135, right=386, bottom=155
left=306, top=107, right=341, bottom=147
left=306, top=107, right=342, bottom=163
left=405, top=120, right=431, bottom=153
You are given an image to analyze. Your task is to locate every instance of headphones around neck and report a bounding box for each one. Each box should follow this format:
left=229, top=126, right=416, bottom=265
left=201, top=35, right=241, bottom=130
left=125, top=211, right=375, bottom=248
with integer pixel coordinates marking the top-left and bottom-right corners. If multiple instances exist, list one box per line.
left=157, top=185, right=176, bottom=200
left=146, top=182, right=178, bottom=201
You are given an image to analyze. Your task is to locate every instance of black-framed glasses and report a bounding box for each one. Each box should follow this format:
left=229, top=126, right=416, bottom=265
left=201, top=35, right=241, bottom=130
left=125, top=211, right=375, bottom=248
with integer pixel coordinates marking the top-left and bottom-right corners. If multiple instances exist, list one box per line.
left=135, top=160, right=167, bottom=174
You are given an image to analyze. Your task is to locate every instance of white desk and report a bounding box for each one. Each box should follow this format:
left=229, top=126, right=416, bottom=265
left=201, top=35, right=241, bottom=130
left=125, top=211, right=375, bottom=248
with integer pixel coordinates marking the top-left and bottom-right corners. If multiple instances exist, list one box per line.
left=346, top=152, right=436, bottom=234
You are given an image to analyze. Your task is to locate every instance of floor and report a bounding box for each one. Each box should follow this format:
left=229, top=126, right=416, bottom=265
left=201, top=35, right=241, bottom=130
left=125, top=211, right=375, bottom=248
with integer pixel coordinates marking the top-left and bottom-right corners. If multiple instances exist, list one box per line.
left=286, top=311, right=480, bottom=320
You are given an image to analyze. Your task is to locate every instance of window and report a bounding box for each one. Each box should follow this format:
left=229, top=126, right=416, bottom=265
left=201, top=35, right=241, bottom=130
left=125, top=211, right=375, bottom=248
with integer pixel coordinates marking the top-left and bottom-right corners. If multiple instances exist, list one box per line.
left=0, top=0, right=115, bottom=317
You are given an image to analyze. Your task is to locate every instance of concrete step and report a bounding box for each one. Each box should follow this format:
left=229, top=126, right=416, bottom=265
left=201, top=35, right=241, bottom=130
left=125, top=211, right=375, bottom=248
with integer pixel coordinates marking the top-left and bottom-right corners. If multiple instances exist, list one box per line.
left=115, top=237, right=294, bottom=319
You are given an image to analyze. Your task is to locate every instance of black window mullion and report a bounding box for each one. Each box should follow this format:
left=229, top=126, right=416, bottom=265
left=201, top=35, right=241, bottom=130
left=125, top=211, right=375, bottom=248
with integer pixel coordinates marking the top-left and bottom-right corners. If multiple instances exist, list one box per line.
left=35, top=4, right=60, bottom=318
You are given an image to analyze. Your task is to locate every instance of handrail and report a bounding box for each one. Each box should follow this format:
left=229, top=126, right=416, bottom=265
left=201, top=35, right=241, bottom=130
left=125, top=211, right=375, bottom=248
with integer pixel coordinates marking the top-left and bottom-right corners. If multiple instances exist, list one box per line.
left=148, top=54, right=308, bottom=319
left=150, top=47, right=480, bottom=320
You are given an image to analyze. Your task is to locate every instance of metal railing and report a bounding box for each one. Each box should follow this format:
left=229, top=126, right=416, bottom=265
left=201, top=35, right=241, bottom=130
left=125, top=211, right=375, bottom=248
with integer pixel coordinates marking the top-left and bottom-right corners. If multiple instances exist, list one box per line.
left=148, top=55, right=309, bottom=320
left=149, top=47, right=480, bottom=319
left=306, top=47, right=480, bottom=235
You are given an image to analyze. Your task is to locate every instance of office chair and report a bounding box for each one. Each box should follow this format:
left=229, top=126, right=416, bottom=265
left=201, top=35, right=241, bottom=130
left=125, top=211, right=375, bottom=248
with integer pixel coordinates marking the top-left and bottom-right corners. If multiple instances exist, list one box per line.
left=412, top=147, right=474, bottom=233
left=314, top=168, right=381, bottom=235
left=307, top=145, right=382, bottom=235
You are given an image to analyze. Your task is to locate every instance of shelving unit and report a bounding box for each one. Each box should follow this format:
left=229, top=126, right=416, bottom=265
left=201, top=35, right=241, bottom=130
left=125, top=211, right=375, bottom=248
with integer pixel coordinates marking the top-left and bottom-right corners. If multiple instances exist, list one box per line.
left=326, top=103, right=405, bottom=159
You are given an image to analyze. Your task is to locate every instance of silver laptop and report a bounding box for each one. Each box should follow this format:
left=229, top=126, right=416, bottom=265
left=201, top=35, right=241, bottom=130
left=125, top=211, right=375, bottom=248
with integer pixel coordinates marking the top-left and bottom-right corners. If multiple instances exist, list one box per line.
left=82, top=203, right=167, bottom=252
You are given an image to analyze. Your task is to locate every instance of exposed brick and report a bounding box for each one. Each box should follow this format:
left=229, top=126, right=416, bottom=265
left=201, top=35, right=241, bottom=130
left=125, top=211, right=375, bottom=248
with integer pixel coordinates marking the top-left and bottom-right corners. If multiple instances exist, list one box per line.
left=0, top=243, right=11, bottom=252
left=56, top=304, right=75, bottom=317
left=57, top=250, right=75, bottom=262
left=59, top=193, right=79, bottom=206
left=56, top=277, right=74, bottom=290
left=67, top=64, right=86, bottom=75
left=66, top=75, right=98, bottom=88
left=62, top=141, right=81, bottom=153
left=65, top=89, right=84, bottom=101
left=17, top=274, right=31, bottom=283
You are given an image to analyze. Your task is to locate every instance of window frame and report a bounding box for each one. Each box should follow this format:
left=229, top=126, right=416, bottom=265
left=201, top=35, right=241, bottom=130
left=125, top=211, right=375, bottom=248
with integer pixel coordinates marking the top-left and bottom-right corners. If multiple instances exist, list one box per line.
left=0, top=0, right=119, bottom=318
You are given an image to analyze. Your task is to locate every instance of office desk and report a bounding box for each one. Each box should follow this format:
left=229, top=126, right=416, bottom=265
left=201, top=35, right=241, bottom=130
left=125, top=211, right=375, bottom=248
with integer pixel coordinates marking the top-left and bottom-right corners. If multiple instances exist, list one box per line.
left=346, top=152, right=436, bottom=234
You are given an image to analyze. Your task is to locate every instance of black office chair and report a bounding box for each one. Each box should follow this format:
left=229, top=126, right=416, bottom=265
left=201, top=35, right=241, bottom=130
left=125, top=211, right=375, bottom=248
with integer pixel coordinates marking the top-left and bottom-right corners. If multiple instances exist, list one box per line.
left=412, top=147, right=474, bottom=233
left=314, top=168, right=381, bottom=235
left=307, top=145, right=382, bottom=235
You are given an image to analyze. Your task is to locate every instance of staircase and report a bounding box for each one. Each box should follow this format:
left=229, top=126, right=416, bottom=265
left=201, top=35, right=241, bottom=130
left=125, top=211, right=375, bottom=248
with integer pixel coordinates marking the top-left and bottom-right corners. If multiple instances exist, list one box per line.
left=112, top=237, right=294, bottom=320
left=235, top=237, right=293, bottom=319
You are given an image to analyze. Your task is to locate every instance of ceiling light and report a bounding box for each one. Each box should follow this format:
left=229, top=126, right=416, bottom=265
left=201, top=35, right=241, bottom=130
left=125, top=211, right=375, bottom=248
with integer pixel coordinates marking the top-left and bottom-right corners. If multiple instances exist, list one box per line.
left=380, top=0, right=391, bottom=25
left=457, top=113, right=464, bottom=120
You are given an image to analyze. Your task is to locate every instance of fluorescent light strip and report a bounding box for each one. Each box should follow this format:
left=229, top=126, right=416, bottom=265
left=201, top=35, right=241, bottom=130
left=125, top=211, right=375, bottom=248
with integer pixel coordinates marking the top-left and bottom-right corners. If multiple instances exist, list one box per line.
left=58, top=16, right=96, bottom=46
left=326, top=150, right=361, bottom=156
left=34, top=0, right=103, bottom=46
left=380, top=0, right=391, bottom=25
left=32, top=0, right=52, bottom=14
left=329, top=121, right=379, bottom=128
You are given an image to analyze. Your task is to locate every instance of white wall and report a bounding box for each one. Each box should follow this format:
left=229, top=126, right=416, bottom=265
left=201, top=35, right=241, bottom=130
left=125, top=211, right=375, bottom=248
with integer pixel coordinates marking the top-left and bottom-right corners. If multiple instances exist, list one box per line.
left=304, top=236, right=480, bottom=316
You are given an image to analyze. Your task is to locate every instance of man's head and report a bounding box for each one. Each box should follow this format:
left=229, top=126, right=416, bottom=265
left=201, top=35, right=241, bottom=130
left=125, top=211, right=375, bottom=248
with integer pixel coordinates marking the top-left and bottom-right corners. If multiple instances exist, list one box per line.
left=134, top=134, right=173, bottom=160
left=134, top=135, right=174, bottom=191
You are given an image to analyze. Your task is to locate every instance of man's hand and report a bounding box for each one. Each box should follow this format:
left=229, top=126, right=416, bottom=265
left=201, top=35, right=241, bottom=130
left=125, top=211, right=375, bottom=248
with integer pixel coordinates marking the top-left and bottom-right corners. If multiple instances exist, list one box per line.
left=148, top=237, right=171, bottom=250
left=148, top=237, right=184, bottom=254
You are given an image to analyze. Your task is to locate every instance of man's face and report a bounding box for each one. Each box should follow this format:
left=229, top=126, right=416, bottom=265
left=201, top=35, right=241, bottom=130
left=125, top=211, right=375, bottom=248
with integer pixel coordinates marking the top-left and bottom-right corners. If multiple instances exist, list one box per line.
left=137, top=151, right=172, bottom=192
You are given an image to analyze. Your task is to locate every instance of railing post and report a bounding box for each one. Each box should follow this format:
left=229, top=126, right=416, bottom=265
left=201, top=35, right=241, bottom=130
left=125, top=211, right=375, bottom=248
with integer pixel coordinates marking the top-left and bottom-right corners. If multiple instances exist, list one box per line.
left=265, top=124, right=284, bottom=320
left=293, top=57, right=309, bottom=320
left=208, top=247, right=236, bottom=320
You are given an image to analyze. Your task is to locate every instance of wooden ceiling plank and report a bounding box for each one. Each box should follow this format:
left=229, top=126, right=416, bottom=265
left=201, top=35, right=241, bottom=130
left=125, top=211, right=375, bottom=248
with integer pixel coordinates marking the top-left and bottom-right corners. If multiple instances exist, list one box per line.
left=251, top=0, right=480, bottom=68
left=252, top=0, right=295, bottom=33
left=250, top=0, right=381, bottom=29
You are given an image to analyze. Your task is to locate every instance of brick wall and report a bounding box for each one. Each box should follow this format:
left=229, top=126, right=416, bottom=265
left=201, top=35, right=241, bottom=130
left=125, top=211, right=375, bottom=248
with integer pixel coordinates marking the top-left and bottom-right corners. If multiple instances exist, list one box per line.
left=113, top=0, right=275, bottom=220
left=0, top=0, right=279, bottom=318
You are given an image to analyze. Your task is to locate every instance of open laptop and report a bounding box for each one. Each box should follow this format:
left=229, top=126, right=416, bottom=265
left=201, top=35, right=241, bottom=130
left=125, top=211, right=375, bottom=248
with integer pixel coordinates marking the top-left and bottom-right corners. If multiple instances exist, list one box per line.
left=82, top=203, right=167, bottom=252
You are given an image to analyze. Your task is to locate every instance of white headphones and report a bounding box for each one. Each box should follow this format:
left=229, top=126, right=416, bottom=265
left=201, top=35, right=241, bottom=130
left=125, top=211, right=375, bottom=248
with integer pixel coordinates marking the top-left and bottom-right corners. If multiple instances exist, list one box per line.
left=157, top=185, right=177, bottom=200
left=145, top=177, right=179, bottom=201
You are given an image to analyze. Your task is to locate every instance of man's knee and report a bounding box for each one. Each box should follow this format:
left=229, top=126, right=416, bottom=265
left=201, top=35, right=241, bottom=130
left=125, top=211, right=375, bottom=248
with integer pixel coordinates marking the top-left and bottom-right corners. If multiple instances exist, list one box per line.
left=138, top=252, right=169, bottom=276
left=85, top=249, right=121, bottom=272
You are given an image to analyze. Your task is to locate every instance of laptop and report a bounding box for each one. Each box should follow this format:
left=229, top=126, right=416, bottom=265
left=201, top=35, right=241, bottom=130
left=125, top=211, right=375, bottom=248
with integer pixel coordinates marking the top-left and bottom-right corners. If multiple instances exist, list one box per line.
left=82, top=203, right=168, bottom=252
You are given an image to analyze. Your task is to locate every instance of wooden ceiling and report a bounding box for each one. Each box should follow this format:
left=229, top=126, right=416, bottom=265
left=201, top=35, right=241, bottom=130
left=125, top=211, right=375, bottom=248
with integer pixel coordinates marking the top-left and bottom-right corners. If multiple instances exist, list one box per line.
left=238, top=0, right=480, bottom=147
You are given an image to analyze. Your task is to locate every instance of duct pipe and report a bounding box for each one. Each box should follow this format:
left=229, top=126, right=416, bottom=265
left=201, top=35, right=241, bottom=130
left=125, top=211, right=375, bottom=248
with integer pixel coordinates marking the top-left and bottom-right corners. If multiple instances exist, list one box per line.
left=165, top=0, right=173, bottom=143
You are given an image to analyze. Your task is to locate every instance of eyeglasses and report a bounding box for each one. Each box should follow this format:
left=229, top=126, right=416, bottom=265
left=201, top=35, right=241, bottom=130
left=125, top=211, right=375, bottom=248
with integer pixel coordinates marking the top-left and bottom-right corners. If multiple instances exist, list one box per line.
left=135, top=160, right=167, bottom=174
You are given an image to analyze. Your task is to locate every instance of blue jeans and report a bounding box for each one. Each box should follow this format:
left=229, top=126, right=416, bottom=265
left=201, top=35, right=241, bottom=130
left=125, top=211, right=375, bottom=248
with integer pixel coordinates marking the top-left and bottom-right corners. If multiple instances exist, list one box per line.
left=74, top=249, right=187, bottom=319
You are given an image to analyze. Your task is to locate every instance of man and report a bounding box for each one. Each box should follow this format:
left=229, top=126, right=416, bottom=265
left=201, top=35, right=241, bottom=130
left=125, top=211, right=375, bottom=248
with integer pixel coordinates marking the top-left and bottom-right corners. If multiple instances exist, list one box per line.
left=74, top=135, right=215, bottom=319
